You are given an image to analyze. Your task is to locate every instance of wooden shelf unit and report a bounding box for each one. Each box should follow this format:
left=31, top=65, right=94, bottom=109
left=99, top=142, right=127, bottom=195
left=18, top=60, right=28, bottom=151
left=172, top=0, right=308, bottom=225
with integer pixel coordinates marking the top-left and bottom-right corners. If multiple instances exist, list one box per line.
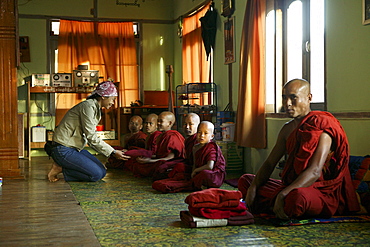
left=18, top=83, right=121, bottom=158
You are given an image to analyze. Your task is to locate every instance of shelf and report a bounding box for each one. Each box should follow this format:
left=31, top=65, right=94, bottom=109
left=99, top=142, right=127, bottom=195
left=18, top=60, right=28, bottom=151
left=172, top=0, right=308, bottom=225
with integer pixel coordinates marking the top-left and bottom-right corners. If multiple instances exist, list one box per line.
left=28, top=86, right=95, bottom=93
left=18, top=82, right=121, bottom=159
left=31, top=142, right=46, bottom=149
left=175, top=83, right=217, bottom=130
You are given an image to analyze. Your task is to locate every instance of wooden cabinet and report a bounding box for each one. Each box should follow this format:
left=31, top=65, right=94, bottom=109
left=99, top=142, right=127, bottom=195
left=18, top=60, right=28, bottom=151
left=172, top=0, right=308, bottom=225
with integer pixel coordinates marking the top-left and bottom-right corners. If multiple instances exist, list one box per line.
left=18, top=83, right=121, bottom=158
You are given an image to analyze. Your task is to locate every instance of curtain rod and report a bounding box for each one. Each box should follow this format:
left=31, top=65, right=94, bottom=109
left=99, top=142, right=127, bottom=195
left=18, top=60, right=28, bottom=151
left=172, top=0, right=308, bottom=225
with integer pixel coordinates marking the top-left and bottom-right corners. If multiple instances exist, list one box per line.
left=175, top=0, right=212, bottom=22
left=18, top=14, right=175, bottom=24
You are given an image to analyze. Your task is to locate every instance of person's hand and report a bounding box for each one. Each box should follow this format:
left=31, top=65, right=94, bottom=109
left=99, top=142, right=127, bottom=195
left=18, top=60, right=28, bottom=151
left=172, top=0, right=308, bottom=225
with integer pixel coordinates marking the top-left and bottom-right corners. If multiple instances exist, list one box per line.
left=191, top=170, right=197, bottom=178
left=273, top=192, right=289, bottom=220
left=245, top=185, right=257, bottom=212
left=136, top=157, right=151, bottom=163
left=114, top=150, right=130, bottom=160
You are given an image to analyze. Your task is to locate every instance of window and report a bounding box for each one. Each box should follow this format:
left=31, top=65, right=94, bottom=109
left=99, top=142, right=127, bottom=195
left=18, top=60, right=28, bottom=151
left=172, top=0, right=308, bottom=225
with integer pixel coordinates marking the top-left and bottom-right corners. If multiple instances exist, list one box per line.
left=265, top=0, right=325, bottom=113
left=49, top=20, right=140, bottom=75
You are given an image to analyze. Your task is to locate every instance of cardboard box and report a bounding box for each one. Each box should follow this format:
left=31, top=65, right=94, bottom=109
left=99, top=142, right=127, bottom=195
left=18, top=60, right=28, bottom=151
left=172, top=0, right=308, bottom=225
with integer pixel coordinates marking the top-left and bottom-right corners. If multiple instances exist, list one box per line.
left=31, top=126, right=46, bottom=142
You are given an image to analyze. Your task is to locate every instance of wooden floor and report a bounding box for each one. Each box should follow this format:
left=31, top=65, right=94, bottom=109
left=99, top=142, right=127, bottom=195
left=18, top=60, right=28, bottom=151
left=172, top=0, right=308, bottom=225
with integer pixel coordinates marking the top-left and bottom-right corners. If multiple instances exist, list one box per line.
left=0, top=157, right=100, bottom=246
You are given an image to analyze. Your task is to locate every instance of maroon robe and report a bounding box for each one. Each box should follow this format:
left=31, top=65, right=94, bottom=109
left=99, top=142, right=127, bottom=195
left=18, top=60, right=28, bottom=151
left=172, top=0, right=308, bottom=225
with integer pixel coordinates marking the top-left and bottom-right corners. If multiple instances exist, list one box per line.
left=168, top=133, right=198, bottom=179
left=146, top=130, right=162, bottom=154
left=191, top=141, right=226, bottom=190
left=126, top=131, right=147, bottom=149
left=107, top=131, right=147, bottom=169
left=124, top=131, right=161, bottom=172
left=152, top=141, right=226, bottom=193
left=133, top=130, right=185, bottom=178
left=238, top=111, right=360, bottom=218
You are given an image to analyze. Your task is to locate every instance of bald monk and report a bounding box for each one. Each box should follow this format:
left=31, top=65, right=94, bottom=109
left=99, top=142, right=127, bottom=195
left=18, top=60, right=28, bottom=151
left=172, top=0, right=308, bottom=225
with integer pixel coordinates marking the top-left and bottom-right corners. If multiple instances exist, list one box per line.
left=183, top=113, right=201, bottom=165
left=168, top=113, right=201, bottom=179
left=123, top=114, right=161, bottom=171
left=144, top=113, right=158, bottom=135
left=238, top=79, right=360, bottom=220
left=107, top=115, right=147, bottom=169
left=121, top=115, right=147, bottom=149
left=152, top=121, right=226, bottom=193
left=143, top=113, right=161, bottom=153
left=133, top=111, right=185, bottom=179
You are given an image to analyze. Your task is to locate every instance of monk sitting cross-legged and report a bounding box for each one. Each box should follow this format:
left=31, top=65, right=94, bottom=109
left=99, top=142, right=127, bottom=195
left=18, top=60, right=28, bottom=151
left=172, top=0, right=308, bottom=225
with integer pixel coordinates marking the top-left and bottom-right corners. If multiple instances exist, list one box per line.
left=123, top=113, right=161, bottom=171
left=152, top=121, right=226, bottom=193
left=132, top=111, right=185, bottom=180
left=143, top=113, right=161, bottom=154
left=238, top=79, right=360, bottom=220
left=106, top=115, right=147, bottom=170
left=167, top=113, right=201, bottom=180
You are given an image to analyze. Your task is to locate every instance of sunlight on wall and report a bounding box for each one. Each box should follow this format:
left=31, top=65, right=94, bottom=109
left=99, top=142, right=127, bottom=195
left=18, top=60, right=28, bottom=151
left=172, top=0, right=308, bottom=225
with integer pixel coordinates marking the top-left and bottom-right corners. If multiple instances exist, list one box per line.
left=160, top=57, right=165, bottom=90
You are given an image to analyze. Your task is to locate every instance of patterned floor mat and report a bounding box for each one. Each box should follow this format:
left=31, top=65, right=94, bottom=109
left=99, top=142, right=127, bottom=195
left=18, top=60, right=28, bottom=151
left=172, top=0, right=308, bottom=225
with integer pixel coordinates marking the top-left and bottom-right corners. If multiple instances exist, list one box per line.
left=69, top=169, right=370, bottom=247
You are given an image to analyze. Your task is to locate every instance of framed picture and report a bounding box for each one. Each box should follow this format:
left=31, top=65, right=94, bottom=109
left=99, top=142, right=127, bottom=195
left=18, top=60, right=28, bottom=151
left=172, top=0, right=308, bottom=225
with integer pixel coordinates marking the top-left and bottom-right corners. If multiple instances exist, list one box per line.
left=224, top=17, right=235, bottom=64
left=221, top=0, right=235, bottom=17
left=363, top=0, right=370, bottom=25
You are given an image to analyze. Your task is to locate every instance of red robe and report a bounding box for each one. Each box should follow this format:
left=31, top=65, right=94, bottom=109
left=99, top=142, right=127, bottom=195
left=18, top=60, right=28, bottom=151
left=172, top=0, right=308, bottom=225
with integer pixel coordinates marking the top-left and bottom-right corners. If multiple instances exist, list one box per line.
left=107, top=131, right=147, bottom=169
left=191, top=141, right=226, bottom=190
left=168, top=133, right=198, bottom=179
left=126, top=131, right=147, bottom=149
left=152, top=141, right=226, bottom=193
left=185, top=134, right=198, bottom=165
left=146, top=131, right=162, bottom=154
left=238, top=111, right=360, bottom=218
left=133, top=130, right=185, bottom=179
left=124, top=131, right=161, bottom=172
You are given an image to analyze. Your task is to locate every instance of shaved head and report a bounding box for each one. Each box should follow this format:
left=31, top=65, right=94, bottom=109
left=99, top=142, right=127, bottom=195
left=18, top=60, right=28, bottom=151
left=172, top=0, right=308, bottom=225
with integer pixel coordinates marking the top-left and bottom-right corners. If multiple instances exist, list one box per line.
left=159, top=111, right=176, bottom=123
left=144, top=113, right=158, bottom=134
left=183, top=113, right=201, bottom=136
left=283, top=79, right=310, bottom=95
left=158, top=111, right=176, bottom=132
left=282, top=78, right=312, bottom=119
left=129, top=115, right=143, bottom=133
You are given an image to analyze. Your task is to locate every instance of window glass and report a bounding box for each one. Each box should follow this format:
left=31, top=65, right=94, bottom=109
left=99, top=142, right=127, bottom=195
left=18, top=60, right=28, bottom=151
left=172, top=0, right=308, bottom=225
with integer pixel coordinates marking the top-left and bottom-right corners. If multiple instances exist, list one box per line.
left=265, top=10, right=275, bottom=111
left=310, top=0, right=325, bottom=102
left=287, top=0, right=303, bottom=80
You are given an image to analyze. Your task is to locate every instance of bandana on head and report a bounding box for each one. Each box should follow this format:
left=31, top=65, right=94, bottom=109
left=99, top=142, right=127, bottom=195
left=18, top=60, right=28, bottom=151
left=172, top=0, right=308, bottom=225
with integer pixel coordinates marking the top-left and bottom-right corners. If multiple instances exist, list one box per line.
left=90, top=81, right=118, bottom=97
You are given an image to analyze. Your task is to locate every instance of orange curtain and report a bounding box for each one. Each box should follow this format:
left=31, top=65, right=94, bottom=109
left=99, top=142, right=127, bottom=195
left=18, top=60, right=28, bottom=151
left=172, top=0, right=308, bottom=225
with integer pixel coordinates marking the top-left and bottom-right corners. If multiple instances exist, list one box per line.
left=235, top=0, right=266, bottom=148
left=58, top=20, right=139, bottom=107
left=182, top=3, right=211, bottom=84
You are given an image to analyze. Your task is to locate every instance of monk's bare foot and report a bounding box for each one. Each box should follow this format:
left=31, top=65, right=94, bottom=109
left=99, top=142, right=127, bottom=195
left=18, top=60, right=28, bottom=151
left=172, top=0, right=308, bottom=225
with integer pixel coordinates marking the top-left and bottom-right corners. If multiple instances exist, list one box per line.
left=48, top=163, right=62, bottom=182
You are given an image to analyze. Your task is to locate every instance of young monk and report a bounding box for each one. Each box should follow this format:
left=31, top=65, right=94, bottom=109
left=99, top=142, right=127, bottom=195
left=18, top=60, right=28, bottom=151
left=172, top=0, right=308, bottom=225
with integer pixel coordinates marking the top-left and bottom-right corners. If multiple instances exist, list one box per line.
left=190, top=121, right=226, bottom=190
left=168, top=113, right=200, bottom=180
left=143, top=113, right=161, bottom=153
left=152, top=121, right=226, bottom=193
left=144, top=113, right=158, bottom=135
left=106, top=115, right=147, bottom=169
left=133, top=111, right=185, bottom=180
left=123, top=114, right=161, bottom=171
left=183, top=113, right=201, bottom=164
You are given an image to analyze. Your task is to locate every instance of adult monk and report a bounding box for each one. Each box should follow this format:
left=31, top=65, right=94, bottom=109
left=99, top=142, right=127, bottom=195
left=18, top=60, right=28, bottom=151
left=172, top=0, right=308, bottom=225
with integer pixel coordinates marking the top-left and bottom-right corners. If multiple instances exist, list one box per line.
left=107, top=115, right=147, bottom=169
left=238, top=79, right=360, bottom=220
left=133, top=111, right=185, bottom=180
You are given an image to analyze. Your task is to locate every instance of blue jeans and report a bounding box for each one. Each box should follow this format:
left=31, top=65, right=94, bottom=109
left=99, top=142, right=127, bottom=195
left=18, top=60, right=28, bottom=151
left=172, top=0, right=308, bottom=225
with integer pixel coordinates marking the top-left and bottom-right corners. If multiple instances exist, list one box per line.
left=51, top=145, right=106, bottom=182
